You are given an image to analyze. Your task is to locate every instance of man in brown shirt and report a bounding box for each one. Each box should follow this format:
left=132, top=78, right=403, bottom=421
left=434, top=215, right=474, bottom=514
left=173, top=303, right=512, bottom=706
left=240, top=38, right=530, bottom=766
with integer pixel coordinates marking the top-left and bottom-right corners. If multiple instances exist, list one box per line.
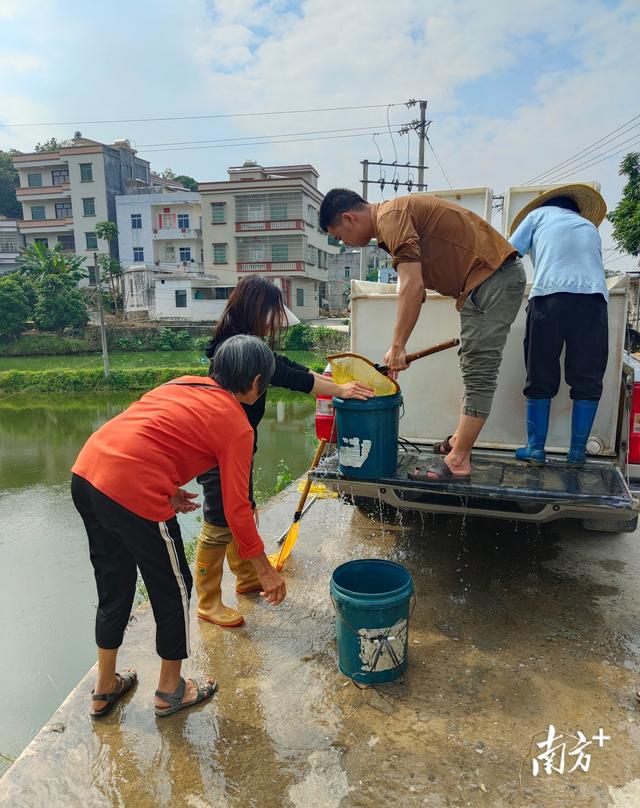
left=319, top=189, right=526, bottom=480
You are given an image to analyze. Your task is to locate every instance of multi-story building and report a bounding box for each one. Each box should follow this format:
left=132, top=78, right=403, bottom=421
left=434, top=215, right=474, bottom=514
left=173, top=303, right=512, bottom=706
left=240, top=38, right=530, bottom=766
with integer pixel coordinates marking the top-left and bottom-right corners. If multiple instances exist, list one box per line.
left=199, top=161, right=339, bottom=319
left=116, top=187, right=234, bottom=322
left=0, top=218, right=24, bottom=275
left=12, top=137, right=150, bottom=281
left=323, top=242, right=392, bottom=312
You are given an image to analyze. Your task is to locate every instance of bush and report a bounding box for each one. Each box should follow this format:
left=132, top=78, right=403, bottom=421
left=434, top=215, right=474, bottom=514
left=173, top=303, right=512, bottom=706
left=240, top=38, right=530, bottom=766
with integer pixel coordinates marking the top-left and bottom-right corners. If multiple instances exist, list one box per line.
left=0, top=333, right=91, bottom=355
left=33, top=276, right=89, bottom=333
left=281, top=324, right=314, bottom=351
left=0, top=277, right=30, bottom=339
left=152, top=327, right=193, bottom=351
left=193, top=334, right=211, bottom=352
left=0, top=366, right=207, bottom=394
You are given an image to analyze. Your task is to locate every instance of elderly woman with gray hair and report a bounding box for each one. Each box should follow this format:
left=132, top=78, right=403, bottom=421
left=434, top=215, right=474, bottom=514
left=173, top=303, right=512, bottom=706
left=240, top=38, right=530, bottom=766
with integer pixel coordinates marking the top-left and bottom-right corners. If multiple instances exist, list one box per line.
left=71, top=335, right=283, bottom=719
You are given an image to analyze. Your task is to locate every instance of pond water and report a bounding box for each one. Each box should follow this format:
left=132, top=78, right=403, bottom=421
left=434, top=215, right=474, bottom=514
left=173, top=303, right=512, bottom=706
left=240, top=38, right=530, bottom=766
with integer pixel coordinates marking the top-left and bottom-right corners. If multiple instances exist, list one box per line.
left=0, top=389, right=316, bottom=774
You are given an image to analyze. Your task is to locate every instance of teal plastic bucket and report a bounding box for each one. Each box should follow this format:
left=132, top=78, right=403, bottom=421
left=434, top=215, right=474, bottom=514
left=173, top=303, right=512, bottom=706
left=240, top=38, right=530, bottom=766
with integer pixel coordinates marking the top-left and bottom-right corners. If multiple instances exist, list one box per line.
left=330, top=559, right=414, bottom=684
left=333, top=392, right=402, bottom=479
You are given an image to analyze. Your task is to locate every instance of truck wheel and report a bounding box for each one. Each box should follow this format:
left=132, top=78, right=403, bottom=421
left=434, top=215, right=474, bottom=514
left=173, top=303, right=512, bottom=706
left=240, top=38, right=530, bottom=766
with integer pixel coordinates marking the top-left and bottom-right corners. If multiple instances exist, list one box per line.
left=582, top=516, right=638, bottom=533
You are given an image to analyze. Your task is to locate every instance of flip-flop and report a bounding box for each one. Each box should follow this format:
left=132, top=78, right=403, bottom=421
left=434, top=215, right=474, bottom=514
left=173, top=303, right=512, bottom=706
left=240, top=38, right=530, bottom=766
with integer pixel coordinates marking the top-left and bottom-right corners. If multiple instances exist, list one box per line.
left=90, top=669, right=137, bottom=719
left=408, top=456, right=471, bottom=482
left=432, top=435, right=454, bottom=455
left=155, top=676, right=218, bottom=718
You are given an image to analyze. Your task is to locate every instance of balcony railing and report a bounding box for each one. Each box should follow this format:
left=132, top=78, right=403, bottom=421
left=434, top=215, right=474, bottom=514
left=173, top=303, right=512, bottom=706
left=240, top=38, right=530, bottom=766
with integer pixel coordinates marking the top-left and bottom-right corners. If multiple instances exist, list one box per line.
left=16, top=183, right=71, bottom=198
left=152, top=261, right=205, bottom=272
left=235, top=219, right=305, bottom=233
left=18, top=217, right=74, bottom=231
left=237, top=261, right=304, bottom=273
left=153, top=228, right=202, bottom=240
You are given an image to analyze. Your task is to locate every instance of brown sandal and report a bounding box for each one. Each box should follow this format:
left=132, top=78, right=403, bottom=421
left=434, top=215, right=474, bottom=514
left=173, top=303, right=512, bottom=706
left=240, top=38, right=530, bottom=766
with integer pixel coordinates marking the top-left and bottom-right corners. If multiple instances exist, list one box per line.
left=408, top=457, right=471, bottom=482
left=432, top=435, right=454, bottom=455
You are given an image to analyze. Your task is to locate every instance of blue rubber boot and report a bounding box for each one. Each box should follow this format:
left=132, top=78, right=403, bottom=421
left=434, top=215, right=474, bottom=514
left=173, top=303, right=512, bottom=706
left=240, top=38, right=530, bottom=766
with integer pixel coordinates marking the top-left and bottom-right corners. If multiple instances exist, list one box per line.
left=567, top=400, right=598, bottom=467
left=515, top=399, right=551, bottom=466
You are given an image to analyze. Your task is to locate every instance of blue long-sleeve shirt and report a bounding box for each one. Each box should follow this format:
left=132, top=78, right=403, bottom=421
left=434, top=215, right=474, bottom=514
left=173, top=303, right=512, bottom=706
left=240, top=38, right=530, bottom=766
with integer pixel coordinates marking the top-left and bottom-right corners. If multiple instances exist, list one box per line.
left=509, top=206, right=608, bottom=301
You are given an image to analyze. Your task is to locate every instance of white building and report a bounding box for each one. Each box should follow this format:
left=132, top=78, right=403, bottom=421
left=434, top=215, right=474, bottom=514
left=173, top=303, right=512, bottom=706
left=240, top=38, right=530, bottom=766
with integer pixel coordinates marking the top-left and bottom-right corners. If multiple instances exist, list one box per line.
left=0, top=218, right=24, bottom=275
left=199, top=161, right=339, bottom=320
left=324, top=242, right=392, bottom=312
left=12, top=137, right=150, bottom=282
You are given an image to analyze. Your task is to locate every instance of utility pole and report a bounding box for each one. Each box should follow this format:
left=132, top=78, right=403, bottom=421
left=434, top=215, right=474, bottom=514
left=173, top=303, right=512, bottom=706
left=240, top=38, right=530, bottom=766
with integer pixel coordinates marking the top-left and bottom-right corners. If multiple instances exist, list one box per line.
left=93, top=251, right=110, bottom=378
left=417, top=100, right=427, bottom=191
left=359, top=160, right=369, bottom=281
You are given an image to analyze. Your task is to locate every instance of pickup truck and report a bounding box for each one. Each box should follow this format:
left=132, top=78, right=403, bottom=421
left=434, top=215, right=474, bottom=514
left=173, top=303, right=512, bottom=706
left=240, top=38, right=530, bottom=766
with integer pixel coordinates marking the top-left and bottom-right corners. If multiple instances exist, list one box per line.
left=313, top=186, right=639, bottom=533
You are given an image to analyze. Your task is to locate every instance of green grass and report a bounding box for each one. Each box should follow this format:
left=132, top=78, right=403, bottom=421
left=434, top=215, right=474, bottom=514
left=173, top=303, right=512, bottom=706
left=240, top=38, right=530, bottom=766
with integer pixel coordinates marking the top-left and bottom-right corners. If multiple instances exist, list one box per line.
left=0, top=350, right=326, bottom=372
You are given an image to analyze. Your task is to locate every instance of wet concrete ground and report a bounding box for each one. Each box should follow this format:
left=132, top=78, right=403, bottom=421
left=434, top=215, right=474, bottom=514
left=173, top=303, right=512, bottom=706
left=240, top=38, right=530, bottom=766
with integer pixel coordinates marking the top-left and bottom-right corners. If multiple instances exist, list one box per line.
left=2, top=486, right=640, bottom=807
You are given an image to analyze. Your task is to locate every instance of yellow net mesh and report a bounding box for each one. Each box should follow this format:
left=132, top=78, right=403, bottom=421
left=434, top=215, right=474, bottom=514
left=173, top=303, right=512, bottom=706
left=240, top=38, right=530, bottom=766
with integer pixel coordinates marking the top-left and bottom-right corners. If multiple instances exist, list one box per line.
left=328, top=353, right=398, bottom=397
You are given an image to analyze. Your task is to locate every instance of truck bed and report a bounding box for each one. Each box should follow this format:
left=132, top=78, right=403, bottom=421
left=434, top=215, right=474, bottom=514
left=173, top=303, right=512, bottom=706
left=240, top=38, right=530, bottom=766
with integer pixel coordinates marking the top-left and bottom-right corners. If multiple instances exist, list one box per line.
left=313, top=447, right=636, bottom=525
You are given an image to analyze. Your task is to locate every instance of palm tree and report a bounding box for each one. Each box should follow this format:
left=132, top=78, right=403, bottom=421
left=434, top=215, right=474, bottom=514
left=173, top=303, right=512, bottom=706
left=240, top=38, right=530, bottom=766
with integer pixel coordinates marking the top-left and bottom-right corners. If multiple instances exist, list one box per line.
left=95, top=221, right=122, bottom=317
left=16, top=241, right=87, bottom=283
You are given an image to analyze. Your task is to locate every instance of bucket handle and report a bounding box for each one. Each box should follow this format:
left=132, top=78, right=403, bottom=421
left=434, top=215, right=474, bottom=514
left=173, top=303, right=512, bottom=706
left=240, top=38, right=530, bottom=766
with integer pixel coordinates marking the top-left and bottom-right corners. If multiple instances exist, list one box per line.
left=330, top=592, right=416, bottom=687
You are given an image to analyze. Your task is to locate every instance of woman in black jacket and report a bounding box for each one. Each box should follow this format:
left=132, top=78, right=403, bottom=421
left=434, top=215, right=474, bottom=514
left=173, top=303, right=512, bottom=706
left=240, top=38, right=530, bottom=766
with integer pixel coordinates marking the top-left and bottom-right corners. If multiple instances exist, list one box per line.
left=195, top=276, right=372, bottom=627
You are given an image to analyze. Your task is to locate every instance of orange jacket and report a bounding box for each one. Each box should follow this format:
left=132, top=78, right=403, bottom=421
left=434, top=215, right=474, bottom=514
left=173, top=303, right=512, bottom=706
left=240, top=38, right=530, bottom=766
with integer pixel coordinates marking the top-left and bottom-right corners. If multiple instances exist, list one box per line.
left=72, top=377, right=263, bottom=558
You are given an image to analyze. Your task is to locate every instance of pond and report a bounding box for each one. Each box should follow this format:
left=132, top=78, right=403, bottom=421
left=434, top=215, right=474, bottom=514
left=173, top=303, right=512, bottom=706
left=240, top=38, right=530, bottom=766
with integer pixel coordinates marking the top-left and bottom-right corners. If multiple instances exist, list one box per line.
left=0, top=389, right=316, bottom=775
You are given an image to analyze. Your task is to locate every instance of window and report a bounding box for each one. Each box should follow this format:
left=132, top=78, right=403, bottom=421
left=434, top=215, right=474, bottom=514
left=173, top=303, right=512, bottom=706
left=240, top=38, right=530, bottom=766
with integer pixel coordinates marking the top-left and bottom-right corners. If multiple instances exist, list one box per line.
left=133, top=247, right=144, bottom=262
left=52, top=169, right=69, bottom=186
left=179, top=247, right=192, bottom=262
left=307, top=205, right=318, bottom=227
left=214, top=287, right=232, bottom=300
left=88, top=266, right=97, bottom=286
left=270, top=201, right=287, bottom=221
left=80, top=163, right=93, bottom=182
left=296, top=287, right=304, bottom=307
left=192, top=287, right=214, bottom=300
left=272, top=243, right=289, bottom=262
left=55, top=201, right=72, bottom=219
left=85, top=232, right=98, bottom=250
left=31, top=205, right=46, bottom=220
left=27, top=173, right=43, bottom=188
left=175, top=289, right=187, bottom=308
left=58, top=235, right=75, bottom=251
left=344, top=267, right=350, bottom=278
left=211, top=202, right=226, bottom=224
left=82, top=198, right=95, bottom=216
left=0, top=238, right=18, bottom=252
left=249, top=242, right=267, bottom=262
left=131, top=213, right=142, bottom=229
left=34, top=237, right=49, bottom=248
left=177, top=214, right=190, bottom=229
left=163, top=245, right=176, bottom=262
left=160, top=213, right=174, bottom=230
left=213, top=243, right=227, bottom=264
left=248, top=202, right=264, bottom=221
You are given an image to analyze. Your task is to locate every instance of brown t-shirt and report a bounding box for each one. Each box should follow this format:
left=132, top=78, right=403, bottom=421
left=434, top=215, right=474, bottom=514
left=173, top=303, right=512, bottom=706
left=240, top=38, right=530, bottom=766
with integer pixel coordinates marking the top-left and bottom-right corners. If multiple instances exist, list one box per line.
left=370, top=195, right=516, bottom=310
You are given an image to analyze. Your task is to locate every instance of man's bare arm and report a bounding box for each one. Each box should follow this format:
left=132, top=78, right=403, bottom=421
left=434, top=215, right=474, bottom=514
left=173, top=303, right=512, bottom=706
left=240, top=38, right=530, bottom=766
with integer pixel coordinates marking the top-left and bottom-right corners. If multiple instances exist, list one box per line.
left=383, top=262, right=424, bottom=373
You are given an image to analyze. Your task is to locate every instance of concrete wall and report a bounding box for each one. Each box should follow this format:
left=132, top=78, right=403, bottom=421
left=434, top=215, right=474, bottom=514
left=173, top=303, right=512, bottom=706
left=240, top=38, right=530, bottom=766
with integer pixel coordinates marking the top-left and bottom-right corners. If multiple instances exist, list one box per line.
left=153, top=277, right=228, bottom=321
left=64, top=152, right=111, bottom=260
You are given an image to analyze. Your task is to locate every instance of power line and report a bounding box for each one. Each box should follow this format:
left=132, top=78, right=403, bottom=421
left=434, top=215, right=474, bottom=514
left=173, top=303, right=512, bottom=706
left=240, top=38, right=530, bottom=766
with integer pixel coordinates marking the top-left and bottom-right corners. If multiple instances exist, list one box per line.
left=4, top=102, right=406, bottom=128
left=523, top=112, right=640, bottom=185
left=139, top=130, right=398, bottom=154
left=540, top=133, right=640, bottom=184
left=138, top=123, right=402, bottom=149
left=427, top=138, right=453, bottom=189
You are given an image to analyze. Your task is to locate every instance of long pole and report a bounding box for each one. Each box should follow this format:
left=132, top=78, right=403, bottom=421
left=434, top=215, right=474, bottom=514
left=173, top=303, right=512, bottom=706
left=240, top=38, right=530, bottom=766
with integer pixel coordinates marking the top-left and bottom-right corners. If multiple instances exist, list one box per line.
left=360, top=160, right=369, bottom=281
left=417, top=100, right=427, bottom=191
left=94, top=251, right=110, bottom=378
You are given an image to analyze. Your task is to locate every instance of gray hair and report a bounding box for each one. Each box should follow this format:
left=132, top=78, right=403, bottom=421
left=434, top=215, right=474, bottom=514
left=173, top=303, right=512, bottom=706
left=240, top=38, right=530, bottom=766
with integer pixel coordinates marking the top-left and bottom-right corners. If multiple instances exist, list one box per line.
left=211, top=334, right=275, bottom=395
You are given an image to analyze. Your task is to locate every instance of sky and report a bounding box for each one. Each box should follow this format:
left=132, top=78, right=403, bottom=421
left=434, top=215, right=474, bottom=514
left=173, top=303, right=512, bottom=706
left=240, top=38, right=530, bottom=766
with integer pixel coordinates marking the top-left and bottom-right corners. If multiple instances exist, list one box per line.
left=1, top=0, right=639, bottom=270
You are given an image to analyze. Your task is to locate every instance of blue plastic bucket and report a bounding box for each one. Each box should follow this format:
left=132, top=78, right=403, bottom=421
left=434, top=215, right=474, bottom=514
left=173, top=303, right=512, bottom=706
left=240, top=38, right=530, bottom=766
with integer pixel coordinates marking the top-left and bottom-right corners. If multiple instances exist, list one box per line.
left=333, top=392, right=402, bottom=479
left=330, top=559, right=414, bottom=684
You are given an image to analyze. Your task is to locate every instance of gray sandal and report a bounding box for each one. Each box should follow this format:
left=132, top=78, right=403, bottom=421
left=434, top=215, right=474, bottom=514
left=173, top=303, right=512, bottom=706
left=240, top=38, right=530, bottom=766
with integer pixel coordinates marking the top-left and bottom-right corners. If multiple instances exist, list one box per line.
left=91, top=669, right=137, bottom=720
left=155, top=676, right=218, bottom=718
left=408, top=456, right=471, bottom=482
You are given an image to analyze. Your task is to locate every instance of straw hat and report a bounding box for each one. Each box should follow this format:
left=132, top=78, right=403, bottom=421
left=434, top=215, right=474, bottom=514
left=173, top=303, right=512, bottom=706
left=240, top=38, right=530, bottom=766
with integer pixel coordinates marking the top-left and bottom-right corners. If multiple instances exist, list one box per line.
left=509, top=184, right=607, bottom=236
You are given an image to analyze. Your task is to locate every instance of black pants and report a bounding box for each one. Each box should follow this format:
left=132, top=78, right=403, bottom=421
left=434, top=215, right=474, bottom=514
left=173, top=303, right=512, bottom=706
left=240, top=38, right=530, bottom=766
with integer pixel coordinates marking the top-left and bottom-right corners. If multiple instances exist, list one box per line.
left=71, top=474, right=193, bottom=660
left=197, top=462, right=255, bottom=527
left=523, top=293, right=608, bottom=401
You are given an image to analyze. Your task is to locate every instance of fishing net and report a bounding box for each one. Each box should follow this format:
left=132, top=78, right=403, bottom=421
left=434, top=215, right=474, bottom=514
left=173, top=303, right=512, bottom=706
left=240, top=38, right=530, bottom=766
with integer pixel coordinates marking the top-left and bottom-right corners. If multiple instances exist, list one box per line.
left=327, top=353, right=399, bottom=397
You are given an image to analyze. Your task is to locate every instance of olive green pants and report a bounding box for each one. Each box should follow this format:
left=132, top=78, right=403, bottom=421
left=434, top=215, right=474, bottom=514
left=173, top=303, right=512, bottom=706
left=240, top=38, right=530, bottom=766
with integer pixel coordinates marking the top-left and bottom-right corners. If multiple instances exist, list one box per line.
left=459, top=257, right=526, bottom=418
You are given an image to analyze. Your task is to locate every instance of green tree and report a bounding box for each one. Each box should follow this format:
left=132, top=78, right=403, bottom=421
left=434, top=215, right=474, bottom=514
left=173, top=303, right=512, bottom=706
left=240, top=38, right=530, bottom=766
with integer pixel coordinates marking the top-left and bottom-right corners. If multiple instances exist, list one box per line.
left=608, top=153, right=640, bottom=257
left=159, top=168, right=176, bottom=179
left=0, top=150, right=22, bottom=219
left=0, top=276, right=30, bottom=339
left=12, top=273, right=37, bottom=310
left=34, top=137, right=74, bottom=153
left=174, top=175, right=198, bottom=191
left=33, top=275, right=89, bottom=333
left=16, top=241, right=87, bottom=283
left=95, top=221, right=122, bottom=316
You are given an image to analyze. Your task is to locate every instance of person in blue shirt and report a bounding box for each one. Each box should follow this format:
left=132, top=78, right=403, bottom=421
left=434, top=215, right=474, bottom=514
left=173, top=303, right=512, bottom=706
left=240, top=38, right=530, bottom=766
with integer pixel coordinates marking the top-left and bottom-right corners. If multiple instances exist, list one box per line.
left=509, top=184, right=608, bottom=467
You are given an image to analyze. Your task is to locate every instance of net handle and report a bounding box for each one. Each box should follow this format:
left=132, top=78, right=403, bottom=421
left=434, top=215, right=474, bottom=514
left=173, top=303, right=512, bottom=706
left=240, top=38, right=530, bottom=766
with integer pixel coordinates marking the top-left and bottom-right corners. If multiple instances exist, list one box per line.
left=405, top=338, right=460, bottom=364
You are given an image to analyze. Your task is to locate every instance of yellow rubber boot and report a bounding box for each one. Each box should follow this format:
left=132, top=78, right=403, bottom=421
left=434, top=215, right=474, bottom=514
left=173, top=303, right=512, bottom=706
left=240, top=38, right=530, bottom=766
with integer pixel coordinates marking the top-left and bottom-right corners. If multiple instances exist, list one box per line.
left=195, top=543, right=244, bottom=627
left=226, top=537, right=262, bottom=594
